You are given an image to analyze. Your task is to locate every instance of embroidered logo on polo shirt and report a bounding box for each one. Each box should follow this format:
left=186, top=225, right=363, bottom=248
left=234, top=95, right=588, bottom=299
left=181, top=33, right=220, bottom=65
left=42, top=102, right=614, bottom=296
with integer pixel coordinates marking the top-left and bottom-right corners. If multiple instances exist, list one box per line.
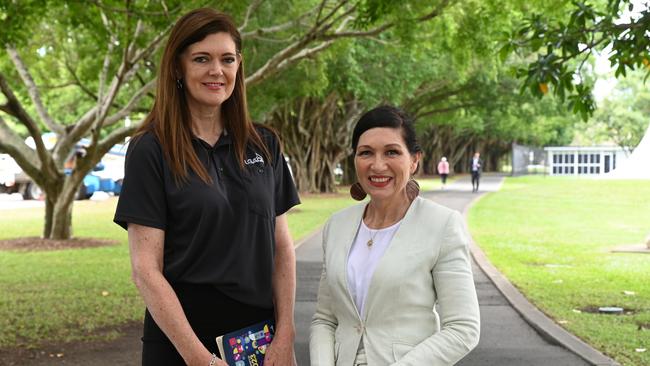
left=245, top=153, right=264, bottom=165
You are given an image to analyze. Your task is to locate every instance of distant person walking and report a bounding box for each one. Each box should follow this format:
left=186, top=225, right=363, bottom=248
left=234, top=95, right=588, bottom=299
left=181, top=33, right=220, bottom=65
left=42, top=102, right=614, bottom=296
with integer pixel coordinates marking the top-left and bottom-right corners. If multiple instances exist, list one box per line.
left=437, top=156, right=450, bottom=189
left=470, top=152, right=483, bottom=192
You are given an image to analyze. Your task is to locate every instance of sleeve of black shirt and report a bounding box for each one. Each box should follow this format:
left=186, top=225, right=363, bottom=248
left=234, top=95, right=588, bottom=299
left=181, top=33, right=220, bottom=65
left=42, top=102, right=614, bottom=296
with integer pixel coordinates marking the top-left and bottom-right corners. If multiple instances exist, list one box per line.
left=270, top=133, right=300, bottom=216
left=113, top=132, right=167, bottom=231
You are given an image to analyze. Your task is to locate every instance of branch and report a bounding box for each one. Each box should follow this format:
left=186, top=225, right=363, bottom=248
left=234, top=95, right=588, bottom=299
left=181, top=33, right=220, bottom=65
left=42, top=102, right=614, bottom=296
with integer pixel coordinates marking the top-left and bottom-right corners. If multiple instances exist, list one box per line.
left=89, top=0, right=181, bottom=17
left=40, top=81, right=78, bottom=90
left=62, top=22, right=170, bottom=153
left=0, top=115, right=42, bottom=181
left=104, top=78, right=156, bottom=126
left=0, top=72, right=53, bottom=168
left=6, top=45, right=64, bottom=134
left=245, top=1, right=450, bottom=86
left=315, top=0, right=350, bottom=28
left=240, top=5, right=318, bottom=40
left=125, top=20, right=145, bottom=62
left=275, top=40, right=336, bottom=72
left=0, top=103, right=11, bottom=115
left=242, top=18, right=307, bottom=40
left=416, top=103, right=479, bottom=119
left=239, top=0, right=264, bottom=32
left=314, top=0, right=329, bottom=24
left=320, top=0, right=451, bottom=41
left=97, top=10, right=117, bottom=115
left=65, top=60, right=98, bottom=100
left=129, top=22, right=173, bottom=66
left=96, top=122, right=139, bottom=158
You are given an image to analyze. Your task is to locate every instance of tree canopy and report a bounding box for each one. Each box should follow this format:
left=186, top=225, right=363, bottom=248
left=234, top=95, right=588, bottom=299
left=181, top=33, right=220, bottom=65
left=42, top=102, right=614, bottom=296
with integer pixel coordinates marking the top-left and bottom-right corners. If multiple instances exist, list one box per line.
left=0, top=0, right=586, bottom=238
left=505, top=0, right=650, bottom=120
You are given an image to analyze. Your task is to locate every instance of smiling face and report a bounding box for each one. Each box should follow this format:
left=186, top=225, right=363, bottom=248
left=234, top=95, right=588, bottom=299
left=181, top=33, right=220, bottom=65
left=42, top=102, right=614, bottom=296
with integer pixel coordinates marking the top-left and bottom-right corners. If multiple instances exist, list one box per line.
left=355, top=127, right=420, bottom=202
left=180, top=32, right=240, bottom=113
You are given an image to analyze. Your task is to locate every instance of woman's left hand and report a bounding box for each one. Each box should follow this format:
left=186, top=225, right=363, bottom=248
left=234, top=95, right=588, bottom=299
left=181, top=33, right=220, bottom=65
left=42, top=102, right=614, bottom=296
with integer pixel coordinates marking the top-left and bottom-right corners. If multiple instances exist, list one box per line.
left=264, top=333, right=297, bottom=366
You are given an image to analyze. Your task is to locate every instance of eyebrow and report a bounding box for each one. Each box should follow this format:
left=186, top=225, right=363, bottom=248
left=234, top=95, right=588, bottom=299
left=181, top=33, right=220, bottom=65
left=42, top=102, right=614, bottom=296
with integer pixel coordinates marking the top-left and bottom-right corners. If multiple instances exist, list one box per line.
left=357, top=143, right=404, bottom=149
left=190, top=51, right=238, bottom=57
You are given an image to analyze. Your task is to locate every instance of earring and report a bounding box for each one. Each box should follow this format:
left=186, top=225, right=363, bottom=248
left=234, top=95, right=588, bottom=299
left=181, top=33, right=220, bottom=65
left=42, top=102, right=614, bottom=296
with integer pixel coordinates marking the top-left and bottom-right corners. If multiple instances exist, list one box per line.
left=176, top=78, right=183, bottom=89
left=350, top=182, right=367, bottom=201
left=406, top=178, right=420, bottom=201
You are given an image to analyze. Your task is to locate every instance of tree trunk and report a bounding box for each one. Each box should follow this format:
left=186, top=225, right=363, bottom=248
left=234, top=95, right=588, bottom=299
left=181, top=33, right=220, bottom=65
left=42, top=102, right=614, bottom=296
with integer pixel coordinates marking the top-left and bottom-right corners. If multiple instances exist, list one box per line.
left=47, top=195, right=74, bottom=239
left=265, top=93, right=362, bottom=193
left=42, top=175, right=82, bottom=239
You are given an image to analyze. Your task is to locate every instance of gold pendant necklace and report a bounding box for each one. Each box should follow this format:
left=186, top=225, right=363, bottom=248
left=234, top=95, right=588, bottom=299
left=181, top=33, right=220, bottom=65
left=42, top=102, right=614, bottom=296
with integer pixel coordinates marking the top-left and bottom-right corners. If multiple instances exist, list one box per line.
left=367, top=228, right=379, bottom=247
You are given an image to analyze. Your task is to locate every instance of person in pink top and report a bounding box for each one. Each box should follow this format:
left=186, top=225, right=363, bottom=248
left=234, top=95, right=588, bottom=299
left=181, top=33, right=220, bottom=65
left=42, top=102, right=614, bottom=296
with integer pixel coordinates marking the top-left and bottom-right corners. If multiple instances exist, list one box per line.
left=437, top=157, right=450, bottom=189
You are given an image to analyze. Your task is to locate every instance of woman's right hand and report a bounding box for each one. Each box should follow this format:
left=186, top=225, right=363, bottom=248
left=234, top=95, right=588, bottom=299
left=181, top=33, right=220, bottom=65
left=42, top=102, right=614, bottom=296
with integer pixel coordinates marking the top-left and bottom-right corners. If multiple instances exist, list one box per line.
left=188, top=350, right=228, bottom=366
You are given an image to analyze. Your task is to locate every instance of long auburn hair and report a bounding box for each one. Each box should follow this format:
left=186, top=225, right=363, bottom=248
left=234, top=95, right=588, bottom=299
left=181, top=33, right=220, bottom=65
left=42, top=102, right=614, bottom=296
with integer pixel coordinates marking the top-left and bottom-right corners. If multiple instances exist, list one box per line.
left=135, top=8, right=270, bottom=184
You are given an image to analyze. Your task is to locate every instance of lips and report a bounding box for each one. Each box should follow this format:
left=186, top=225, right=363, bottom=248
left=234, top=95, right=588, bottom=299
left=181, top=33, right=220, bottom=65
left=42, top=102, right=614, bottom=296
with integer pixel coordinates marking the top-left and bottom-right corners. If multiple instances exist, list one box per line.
left=368, top=175, right=391, bottom=187
left=203, top=82, right=225, bottom=90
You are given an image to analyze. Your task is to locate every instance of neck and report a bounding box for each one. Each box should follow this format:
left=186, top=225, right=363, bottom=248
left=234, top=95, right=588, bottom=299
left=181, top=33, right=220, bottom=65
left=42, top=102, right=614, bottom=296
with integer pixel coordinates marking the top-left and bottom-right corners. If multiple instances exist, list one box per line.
left=364, top=192, right=413, bottom=229
left=190, top=105, right=223, bottom=145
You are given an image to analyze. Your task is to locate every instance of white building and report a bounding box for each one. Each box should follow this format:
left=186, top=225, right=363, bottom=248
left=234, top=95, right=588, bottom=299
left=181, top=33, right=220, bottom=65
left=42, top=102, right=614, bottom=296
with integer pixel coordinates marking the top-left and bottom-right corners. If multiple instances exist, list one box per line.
left=544, top=146, right=628, bottom=176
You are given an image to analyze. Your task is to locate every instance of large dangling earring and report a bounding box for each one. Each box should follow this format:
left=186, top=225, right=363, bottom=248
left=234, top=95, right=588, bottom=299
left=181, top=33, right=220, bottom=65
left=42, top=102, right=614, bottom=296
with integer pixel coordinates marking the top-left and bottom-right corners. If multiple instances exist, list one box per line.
left=406, top=178, right=420, bottom=201
left=176, top=78, right=183, bottom=89
left=350, top=182, right=367, bottom=201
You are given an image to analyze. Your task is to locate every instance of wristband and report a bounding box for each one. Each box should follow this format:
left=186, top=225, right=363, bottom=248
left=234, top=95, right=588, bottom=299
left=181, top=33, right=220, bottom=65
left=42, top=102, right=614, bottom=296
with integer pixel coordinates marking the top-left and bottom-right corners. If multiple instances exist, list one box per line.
left=209, top=353, right=217, bottom=366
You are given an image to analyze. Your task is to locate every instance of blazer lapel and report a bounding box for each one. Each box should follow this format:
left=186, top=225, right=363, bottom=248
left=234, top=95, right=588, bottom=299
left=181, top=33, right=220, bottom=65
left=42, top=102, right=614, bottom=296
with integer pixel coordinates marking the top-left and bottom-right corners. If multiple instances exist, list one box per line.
left=331, top=203, right=366, bottom=319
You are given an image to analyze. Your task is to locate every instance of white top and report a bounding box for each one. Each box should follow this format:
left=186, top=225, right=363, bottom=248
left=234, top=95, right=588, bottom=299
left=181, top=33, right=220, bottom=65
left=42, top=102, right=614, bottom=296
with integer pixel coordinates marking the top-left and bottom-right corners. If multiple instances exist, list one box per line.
left=472, top=158, right=480, bottom=171
left=347, top=219, right=402, bottom=317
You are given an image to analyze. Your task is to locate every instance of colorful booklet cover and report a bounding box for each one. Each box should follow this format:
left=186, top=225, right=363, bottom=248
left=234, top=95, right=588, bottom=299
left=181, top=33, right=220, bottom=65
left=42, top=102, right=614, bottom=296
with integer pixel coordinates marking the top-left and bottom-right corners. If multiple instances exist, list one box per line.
left=215, top=319, right=275, bottom=366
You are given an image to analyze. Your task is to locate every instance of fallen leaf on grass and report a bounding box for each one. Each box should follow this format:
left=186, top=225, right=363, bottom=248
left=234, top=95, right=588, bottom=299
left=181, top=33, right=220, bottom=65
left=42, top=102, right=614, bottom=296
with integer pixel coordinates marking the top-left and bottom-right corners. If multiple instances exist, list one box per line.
left=623, top=291, right=636, bottom=296
left=635, top=348, right=646, bottom=353
left=558, top=320, right=569, bottom=324
left=101, top=291, right=110, bottom=296
left=572, top=309, right=582, bottom=314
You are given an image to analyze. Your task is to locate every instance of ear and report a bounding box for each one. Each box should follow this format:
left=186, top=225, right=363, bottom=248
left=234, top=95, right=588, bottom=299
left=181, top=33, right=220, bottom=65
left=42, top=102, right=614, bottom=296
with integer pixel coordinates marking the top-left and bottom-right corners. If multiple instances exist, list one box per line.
left=411, top=151, right=422, bottom=175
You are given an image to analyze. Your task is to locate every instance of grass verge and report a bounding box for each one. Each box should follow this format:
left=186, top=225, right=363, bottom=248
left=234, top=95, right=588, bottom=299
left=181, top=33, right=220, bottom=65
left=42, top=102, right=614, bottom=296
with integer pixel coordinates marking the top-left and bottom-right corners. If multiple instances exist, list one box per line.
left=0, top=192, right=355, bottom=348
left=468, top=176, right=650, bottom=366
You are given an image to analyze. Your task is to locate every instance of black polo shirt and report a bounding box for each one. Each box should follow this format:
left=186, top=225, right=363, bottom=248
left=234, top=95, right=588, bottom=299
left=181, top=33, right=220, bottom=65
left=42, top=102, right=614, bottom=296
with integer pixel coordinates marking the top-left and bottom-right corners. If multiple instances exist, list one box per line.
left=114, top=127, right=300, bottom=308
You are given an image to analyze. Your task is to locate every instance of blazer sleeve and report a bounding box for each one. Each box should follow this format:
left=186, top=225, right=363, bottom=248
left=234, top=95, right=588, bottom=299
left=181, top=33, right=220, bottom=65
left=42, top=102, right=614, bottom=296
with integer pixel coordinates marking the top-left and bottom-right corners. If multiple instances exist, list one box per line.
left=309, top=219, right=338, bottom=366
left=391, top=211, right=480, bottom=366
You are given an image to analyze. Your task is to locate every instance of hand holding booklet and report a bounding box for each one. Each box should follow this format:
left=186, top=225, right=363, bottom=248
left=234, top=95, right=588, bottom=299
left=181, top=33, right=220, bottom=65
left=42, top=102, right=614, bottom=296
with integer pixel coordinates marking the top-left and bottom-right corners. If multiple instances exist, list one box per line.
left=215, top=319, right=275, bottom=366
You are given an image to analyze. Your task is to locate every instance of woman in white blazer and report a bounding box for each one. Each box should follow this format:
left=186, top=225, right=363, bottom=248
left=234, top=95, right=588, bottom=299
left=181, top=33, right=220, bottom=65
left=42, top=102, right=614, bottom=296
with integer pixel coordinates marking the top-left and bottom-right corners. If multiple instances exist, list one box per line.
left=310, top=106, right=480, bottom=366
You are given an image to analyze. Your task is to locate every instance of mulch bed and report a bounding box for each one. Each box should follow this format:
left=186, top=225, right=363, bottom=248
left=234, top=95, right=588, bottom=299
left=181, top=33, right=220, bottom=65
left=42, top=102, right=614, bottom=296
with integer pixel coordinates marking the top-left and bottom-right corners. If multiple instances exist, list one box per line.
left=0, top=237, right=119, bottom=251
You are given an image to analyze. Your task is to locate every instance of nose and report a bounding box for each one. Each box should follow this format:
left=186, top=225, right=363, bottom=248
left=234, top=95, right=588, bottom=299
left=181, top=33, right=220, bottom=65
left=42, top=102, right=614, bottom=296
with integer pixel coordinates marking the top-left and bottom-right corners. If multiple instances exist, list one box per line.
left=370, top=155, right=387, bottom=171
left=209, top=60, right=224, bottom=76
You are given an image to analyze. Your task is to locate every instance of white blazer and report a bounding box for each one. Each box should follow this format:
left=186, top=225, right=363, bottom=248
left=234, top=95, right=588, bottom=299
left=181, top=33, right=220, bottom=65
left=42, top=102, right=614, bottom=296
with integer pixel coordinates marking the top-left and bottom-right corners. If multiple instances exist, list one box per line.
left=310, top=197, right=480, bottom=366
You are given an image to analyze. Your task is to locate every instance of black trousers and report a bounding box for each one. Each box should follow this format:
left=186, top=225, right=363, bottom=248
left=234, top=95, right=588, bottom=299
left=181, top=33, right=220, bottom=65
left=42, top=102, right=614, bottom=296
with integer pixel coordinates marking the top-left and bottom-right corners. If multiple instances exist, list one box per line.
left=440, top=174, right=448, bottom=184
left=141, top=283, right=274, bottom=365
left=471, top=171, right=480, bottom=190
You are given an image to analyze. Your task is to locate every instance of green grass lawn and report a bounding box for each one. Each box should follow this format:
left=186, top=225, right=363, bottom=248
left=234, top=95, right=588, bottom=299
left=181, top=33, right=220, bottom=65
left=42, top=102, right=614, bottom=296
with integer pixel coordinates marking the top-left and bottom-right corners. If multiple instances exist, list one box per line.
left=416, top=175, right=451, bottom=192
left=0, top=193, right=356, bottom=348
left=468, top=176, right=650, bottom=366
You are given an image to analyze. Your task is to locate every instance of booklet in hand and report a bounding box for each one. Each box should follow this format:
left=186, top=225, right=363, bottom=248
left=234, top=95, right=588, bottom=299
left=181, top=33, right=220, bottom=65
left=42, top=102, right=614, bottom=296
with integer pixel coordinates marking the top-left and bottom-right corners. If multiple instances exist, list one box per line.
left=215, top=319, right=275, bottom=366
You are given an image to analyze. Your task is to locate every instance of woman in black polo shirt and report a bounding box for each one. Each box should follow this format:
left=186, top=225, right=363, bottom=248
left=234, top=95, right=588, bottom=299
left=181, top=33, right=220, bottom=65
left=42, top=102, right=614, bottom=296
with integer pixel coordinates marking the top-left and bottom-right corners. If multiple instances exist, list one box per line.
left=114, top=9, right=300, bottom=366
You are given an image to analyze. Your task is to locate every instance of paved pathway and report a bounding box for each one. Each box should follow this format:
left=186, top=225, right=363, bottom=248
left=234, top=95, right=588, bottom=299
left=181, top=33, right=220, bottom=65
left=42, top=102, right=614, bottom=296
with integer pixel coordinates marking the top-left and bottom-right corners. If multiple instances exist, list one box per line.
left=295, top=174, right=589, bottom=366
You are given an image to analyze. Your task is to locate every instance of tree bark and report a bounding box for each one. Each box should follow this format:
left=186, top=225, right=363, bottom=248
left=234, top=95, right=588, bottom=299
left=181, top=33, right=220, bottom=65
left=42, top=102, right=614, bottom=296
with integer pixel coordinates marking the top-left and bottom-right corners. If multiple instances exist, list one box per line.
left=264, top=93, right=361, bottom=193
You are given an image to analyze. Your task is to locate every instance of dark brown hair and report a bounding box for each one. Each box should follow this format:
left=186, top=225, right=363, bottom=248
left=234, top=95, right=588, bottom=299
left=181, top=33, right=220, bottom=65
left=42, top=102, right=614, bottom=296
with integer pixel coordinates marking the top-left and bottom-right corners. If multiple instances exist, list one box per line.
left=352, top=105, right=422, bottom=155
left=135, top=8, right=270, bottom=184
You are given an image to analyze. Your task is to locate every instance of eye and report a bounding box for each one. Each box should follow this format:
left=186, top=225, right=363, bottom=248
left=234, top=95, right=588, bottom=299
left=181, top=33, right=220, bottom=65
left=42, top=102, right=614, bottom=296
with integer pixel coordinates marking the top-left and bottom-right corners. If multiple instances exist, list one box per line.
left=193, top=56, right=209, bottom=63
left=222, top=57, right=237, bottom=64
left=386, top=150, right=400, bottom=156
left=356, top=150, right=371, bottom=156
